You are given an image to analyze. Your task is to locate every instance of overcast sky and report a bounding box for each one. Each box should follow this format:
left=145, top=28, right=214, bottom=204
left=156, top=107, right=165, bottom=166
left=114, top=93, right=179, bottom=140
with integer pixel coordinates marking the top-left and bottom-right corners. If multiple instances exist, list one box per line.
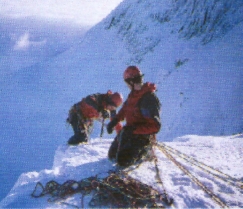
left=0, top=0, right=123, bottom=26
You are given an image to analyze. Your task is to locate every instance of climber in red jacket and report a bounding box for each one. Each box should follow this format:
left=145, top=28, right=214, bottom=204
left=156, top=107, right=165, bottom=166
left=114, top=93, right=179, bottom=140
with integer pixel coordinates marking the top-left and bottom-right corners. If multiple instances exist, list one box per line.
left=107, top=66, right=161, bottom=167
left=67, top=91, right=123, bottom=145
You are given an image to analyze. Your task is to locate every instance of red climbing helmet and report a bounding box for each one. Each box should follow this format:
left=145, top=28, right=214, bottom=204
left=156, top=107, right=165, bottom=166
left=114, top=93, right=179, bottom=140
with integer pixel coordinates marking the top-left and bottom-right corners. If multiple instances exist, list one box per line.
left=110, top=92, right=123, bottom=107
left=107, top=91, right=123, bottom=107
left=123, top=66, right=143, bottom=83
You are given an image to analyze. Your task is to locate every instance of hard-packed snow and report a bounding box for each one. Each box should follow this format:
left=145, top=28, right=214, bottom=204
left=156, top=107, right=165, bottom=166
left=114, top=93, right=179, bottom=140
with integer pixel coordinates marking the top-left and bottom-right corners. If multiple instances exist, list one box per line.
left=1, top=135, right=242, bottom=208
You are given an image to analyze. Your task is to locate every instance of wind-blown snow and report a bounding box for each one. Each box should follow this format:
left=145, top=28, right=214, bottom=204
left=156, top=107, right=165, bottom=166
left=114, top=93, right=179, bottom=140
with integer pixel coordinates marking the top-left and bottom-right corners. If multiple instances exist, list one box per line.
left=1, top=135, right=242, bottom=208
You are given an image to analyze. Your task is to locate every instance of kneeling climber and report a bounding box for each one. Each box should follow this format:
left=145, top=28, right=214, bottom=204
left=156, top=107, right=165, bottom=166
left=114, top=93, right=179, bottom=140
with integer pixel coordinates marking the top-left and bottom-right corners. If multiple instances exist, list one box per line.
left=107, top=66, right=161, bottom=167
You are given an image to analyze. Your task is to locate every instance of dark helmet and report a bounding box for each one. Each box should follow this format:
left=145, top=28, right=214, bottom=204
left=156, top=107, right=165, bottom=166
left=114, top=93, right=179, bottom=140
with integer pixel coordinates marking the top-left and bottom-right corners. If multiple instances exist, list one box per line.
left=107, top=91, right=123, bottom=107
left=123, top=66, right=143, bottom=84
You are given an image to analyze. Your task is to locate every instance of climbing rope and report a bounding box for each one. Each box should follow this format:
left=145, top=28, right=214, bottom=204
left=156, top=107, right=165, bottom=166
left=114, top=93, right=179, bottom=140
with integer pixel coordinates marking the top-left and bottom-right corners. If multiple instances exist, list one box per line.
left=90, top=173, right=165, bottom=208
left=156, top=143, right=229, bottom=208
left=151, top=145, right=174, bottom=206
left=158, top=142, right=243, bottom=190
left=31, top=172, right=168, bottom=208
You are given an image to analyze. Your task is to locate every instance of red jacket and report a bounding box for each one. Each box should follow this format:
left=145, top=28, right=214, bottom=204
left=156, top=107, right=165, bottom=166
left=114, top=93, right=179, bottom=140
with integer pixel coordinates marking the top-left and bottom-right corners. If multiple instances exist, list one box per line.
left=76, top=93, right=122, bottom=133
left=116, top=82, right=161, bottom=135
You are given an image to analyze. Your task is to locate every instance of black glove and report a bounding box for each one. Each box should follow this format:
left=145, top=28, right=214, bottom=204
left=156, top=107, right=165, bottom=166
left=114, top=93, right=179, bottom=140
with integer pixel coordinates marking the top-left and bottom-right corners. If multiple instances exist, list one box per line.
left=107, top=118, right=119, bottom=134
left=102, top=109, right=110, bottom=119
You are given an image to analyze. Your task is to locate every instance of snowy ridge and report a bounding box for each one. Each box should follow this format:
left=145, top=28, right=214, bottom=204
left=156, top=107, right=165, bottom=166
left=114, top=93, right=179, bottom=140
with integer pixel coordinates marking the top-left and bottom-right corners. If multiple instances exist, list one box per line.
left=102, top=0, right=243, bottom=62
left=1, top=135, right=242, bottom=208
left=170, top=0, right=243, bottom=44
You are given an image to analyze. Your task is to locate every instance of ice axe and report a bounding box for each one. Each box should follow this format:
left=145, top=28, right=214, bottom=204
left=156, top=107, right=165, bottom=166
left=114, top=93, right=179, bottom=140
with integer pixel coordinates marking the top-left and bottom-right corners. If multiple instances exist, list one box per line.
left=100, top=118, right=105, bottom=139
left=99, top=118, right=108, bottom=140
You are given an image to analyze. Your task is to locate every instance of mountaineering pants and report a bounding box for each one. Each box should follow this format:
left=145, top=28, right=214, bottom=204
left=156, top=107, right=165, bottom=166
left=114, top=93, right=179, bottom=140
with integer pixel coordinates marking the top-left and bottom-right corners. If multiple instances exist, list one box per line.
left=108, top=128, right=151, bottom=167
left=67, top=106, right=93, bottom=144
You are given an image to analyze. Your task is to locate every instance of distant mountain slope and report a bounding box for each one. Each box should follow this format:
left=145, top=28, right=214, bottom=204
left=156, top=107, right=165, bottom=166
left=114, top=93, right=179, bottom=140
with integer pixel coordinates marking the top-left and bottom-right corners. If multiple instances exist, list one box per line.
left=0, top=17, right=87, bottom=78
left=103, top=0, right=243, bottom=62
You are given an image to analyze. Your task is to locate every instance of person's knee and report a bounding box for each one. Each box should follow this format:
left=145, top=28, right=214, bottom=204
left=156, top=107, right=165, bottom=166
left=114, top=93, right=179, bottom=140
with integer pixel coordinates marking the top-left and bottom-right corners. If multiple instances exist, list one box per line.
left=116, top=149, right=133, bottom=167
left=117, top=155, right=130, bottom=167
left=108, top=137, right=119, bottom=159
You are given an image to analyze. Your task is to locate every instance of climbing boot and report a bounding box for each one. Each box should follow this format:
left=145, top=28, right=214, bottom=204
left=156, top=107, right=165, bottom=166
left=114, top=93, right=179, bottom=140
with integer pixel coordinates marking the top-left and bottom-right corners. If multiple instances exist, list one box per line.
left=68, top=132, right=88, bottom=145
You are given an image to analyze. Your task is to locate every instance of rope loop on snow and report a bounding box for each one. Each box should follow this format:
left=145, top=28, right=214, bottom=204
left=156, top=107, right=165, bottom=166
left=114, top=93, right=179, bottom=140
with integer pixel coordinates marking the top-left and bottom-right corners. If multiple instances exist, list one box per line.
left=156, top=142, right=229, bottom=208
left=31, top=172, right=168, bottom=208
left=158, top=142, right=243, bottom=190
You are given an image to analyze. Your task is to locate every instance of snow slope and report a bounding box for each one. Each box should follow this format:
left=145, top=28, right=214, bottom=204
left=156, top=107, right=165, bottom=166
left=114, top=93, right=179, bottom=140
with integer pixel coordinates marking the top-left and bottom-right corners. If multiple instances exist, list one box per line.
left=1, top=135, right=242, bottom=208
left=21, top=0, right=243, bottom=141
left=92, top=0, right=243, bottom=139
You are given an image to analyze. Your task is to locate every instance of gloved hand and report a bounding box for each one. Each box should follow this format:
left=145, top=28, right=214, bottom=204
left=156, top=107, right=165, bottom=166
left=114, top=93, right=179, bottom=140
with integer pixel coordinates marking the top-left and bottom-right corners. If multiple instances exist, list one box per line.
left=107, top=118, right=119, bottom=134
left=102, top=109, right=110, bottom=119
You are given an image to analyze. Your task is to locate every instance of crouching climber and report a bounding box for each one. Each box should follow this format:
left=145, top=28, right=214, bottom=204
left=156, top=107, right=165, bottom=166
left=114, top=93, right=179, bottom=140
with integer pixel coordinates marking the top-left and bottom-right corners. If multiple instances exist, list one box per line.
left=67, top=90, right=123, bottom=145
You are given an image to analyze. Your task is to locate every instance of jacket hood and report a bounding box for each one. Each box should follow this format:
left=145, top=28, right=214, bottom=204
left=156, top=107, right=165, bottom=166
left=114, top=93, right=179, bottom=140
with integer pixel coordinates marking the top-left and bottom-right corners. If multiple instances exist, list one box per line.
left=129, top=82, right=156, bottom=99
left=141, top=82, right=156, bottom=94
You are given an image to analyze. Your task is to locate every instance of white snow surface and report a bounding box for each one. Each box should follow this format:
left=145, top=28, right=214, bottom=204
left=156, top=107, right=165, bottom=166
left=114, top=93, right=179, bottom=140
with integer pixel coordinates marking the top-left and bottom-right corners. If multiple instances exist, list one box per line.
left=1, top=135, right=242, bottom=208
